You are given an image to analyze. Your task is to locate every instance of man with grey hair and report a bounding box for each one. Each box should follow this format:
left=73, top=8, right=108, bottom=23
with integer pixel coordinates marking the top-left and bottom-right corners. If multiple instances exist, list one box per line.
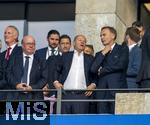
left=54, top=35, right=96, bottom=114
left=0, top=25, right=22, bottom=100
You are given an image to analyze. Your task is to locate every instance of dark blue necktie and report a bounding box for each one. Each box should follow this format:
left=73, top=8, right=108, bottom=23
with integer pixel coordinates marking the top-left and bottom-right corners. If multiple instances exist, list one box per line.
left=22, top=56, right=30, bottom=83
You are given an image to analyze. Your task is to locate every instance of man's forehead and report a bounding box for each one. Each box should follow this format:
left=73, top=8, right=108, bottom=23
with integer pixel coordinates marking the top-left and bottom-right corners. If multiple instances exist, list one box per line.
left=5, top=27, right=17, bottom=33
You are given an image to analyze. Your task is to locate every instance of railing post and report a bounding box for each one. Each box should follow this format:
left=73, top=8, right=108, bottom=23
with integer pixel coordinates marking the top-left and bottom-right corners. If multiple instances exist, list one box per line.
left=56, top=88, right=62, bottom=114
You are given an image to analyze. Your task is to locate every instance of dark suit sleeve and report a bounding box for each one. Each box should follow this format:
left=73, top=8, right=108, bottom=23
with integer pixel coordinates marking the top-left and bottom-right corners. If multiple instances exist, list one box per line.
left=88, top=56, right=97, bottom=85
left=100, top=46, right=129, bottom=76
left=146, top=30, right=150, bottom=57
left=31, top=60, right=48, bottom=89
left=54, top=55, right=63, bottom=82
left=90, top=52, right=105, bottom=74
left=0, top=54, right=3, bottom=80
left=127, top=47, right=142, bottom=77
left=0, top=54, right=7, bottom=88
left=6, top=56, right=18, bottom=89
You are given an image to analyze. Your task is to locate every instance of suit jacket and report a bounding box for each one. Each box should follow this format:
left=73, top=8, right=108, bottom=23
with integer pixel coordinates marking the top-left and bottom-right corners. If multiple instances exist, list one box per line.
left=35, top=47, right=48, bottom=62
left=46, top=55, right=61, bottom=96
left=137, top=27, right=150, bottom=83
left=35, top=47, right=61, bottom=62
left=126, top=45, right=141, bottom=85
left=36, top=47, right=61, bottom=96
left=91, top=44, right=129, bottom=89
left=6, top=53, right=47, bottom=100
left=55, top=51, right=95, bottom=86
left=0, top=45, right=22, bottom=99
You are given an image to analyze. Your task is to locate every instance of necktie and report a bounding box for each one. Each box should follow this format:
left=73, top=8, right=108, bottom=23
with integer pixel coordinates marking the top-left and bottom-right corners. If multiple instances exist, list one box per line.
left=5, top=47, right=11, bottom=60
left=22, top=56, right=30, bottom=83
left=51, top=48, right=55, bottom=56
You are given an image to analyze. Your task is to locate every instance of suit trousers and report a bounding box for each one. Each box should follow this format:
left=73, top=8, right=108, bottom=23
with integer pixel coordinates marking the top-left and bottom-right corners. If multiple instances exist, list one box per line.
left=61, top=92, right=89, bottom=114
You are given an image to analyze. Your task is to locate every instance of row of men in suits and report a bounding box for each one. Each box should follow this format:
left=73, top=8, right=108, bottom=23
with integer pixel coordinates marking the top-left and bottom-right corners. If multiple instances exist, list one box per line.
left=0, top=25, right=129, bottom=114
left=43, top=26, right=129, bottom=114
left=0, top=26, right=73, bottom=100
left=0, top=24, right=147, bottom=114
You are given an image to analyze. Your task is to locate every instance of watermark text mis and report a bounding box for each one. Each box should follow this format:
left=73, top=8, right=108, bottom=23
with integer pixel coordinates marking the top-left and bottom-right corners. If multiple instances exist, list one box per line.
left=5, top=101, right=50, bottom=121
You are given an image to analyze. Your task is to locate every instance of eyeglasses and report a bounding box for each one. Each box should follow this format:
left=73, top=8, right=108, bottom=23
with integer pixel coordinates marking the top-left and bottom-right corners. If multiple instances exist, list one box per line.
left=24, top=42, right=35, bottom=45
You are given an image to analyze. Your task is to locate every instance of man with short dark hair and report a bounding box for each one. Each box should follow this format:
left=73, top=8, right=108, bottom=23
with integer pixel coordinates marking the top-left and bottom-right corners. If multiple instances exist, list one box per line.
left=84, top=44, right=94, bottom=56
left=59, top=34, right=71, bottom=53
left=36, top=29, right=61, bottom=61
left=35, top=30, right=61, bottom=113
left=91, top=26, right=129, bottom=114
left=124, top=27, right=142, bottom=88
left=132, top=21, right=145, bottom=46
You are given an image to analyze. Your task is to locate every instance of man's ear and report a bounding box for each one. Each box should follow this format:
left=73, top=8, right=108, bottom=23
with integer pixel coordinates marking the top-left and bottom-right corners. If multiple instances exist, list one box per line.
left=112, top=34, right=115, bottom=40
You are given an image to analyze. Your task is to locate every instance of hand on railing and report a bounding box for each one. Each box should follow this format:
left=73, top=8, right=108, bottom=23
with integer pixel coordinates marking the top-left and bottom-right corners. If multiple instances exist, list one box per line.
left=85, top=83, right=96, bottom=96
left=53, top=81, right=63, bottom=89
left=16, top=83, right=32, bottom=93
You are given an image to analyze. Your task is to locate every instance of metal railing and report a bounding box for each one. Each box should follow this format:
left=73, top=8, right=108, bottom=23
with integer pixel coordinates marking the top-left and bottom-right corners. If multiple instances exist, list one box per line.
left=1, top=88, right=150, bottom=114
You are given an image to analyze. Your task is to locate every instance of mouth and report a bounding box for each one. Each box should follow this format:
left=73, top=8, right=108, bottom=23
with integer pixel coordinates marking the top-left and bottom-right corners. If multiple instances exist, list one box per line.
left=80, top=44, right=84, bottom=47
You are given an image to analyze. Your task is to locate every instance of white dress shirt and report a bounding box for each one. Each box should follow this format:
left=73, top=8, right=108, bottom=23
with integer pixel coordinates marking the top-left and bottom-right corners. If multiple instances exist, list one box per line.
left=63, top=50, right=87, bottom=90
left=46, top=46, right=59, bottom=59
left=22, top=53, right=34, bottom=85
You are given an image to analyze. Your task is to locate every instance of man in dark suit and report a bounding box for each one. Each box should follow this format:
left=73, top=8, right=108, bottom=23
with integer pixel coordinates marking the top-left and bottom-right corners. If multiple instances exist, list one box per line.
left=91, top=26, right=129, bottom=114
left=53, top=35, right=96, bottom=114
left=7, top=35, right=47, bottom=100
left=35, top=29, right=61, bottom=96
left=132, top=21, right=145, bottom=46
left=0, top=25, right=22, bottom=100
left=124, top=27, right=142, bottom=88
left=43, top=34, right=71, bottom=114
left=35, top=29, right=61, bottom=61
left=137, top=27, right=150, bottom=88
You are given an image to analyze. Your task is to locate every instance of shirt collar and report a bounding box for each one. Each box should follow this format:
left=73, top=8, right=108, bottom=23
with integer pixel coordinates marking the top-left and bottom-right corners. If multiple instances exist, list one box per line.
left=111, top=43, right=116, bottom=50
left=128, top=43, right=137, bottom=51
left=74, top=50, right=83, bottom=56
left=23, top=52, right=34, bottom=59
left=7, top=43, right=17, bottom=50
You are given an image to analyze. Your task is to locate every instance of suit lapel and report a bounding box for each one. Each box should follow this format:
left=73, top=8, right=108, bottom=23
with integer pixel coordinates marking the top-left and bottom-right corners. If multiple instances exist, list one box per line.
left=66, top=52, right=74, bottom=72
left=17, top=54, right=24, bottom=80
left=84, top=54, right=88, bottom=80
left=109, top=44, right=119, bottom=56
left=30, top=56, right=39, bottom=82
left=45, top=47, right=48, bottom=58
left=63, top=52, right=74, bottom=80
left=10, top=45, right=19, bottom=59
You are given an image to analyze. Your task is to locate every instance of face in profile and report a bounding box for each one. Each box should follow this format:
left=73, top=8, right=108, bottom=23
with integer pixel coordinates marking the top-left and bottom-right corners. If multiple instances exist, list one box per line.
left=59, top=38, right=71, bottom=53
left=22, top=36, right=36, bottom=55
left=4, top=27, right=18, bottom=46
left=100, top=28, right=115, bottom=46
